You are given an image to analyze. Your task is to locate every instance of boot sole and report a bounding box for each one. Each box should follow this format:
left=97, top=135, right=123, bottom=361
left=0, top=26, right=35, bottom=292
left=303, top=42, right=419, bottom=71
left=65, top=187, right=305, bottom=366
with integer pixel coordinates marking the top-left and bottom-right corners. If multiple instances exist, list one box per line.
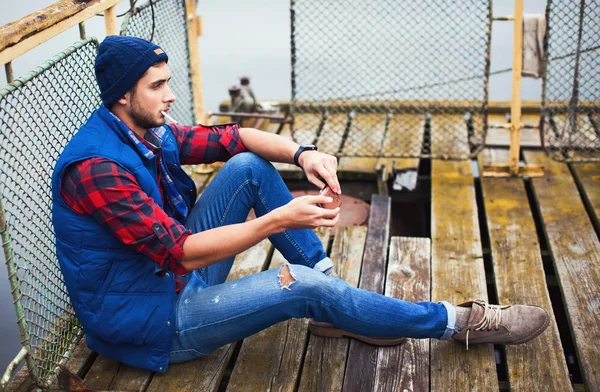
left=309, top=321, right=407, bottom=347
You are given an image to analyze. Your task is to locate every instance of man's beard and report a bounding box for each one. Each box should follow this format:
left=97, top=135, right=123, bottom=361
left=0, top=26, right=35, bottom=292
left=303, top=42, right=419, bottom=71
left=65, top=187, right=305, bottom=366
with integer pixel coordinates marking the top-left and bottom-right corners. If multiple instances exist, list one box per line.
left=129, top=95, right=165, bottom=130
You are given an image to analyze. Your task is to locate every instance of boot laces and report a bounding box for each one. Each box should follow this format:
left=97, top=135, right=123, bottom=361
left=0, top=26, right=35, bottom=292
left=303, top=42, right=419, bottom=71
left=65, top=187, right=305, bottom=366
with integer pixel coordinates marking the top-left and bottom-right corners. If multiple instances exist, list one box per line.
left=465, top=300, right=509, bottom=350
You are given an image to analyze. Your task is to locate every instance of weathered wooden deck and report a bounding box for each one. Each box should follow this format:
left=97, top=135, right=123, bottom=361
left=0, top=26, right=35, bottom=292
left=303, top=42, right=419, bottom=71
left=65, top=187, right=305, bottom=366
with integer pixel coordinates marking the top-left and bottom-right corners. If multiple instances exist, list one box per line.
left=6, top=114, right=600, bottom=392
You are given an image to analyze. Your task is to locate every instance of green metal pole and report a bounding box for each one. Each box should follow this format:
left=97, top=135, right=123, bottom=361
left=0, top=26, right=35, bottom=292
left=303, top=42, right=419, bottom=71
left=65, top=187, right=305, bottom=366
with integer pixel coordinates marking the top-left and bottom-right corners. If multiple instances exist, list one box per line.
left=0, top=197, right=36, bottom=384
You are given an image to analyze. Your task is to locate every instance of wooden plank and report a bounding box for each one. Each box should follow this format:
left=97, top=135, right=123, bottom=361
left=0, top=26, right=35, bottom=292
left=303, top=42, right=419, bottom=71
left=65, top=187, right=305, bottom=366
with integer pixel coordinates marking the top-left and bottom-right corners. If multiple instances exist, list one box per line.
left=185, top=0, right=205, bottom=122
left=298, top=226, right=367, bottom=392
left=342, top=195, right=390, bottom=391
left=63, top=332, right=151, bottom=392
left=226, top=228, right=330, bottom=392
left=2, top=364, right=36, bottom=392
left=582, top=114, right=599, bottom=145
left=63, top=336, right=95, bottom=376
left=0, top=0, right=122, bottom=66
left=146, top=239, right=274, bottom=392
left=380, top=113, right=424, bottom=159
left=83, top=355, right=120, bottom=389
left=103, top=5, right=118, bottom=36
left=545, top=114, right=599, bottom=150
left=4, top=336, right=96, bottom=392
left=375, top=113, right=422, bottom=186
left=338, top=157, right=379, bottom=174
left=341, top=113, right=387, bottom=156
left=292, top=112, right=322, bottom=145
left=524, top=150, right=600, bottom=391
left=485, top=128, right=541, bottom=148
left=430, top=123, right=498, bottom=390
left=316, top=113, right=348, bottom=156
left=486, top=104, right=540, bottom=147
left=338, top=113, right=421, bottom=185
left=336, top=158, right=419, bottom=188
left=337, top=158, right=414, bottom=177
left=374, top=237, right=431, bottom=392
left=147, top=345, right=234, bottom=392
left=480, top=148, right=571, bottom=391
left=571, top=160, right=600, bottom=229
left=430, top=114, right=471, bottom=158
left=0, top=0, right=89, bottom=52
left=110, top=364, right=153, bottom=391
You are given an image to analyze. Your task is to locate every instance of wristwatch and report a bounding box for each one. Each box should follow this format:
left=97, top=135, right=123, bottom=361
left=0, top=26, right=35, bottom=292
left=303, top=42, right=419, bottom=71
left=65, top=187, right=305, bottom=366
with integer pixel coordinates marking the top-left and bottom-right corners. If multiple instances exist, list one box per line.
left=293, top=144, right=318, bottom=168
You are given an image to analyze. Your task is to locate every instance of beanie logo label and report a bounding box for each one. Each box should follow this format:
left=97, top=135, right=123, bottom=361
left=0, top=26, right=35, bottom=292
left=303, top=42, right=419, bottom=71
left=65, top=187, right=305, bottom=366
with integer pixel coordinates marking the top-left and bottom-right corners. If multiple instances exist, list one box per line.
left=154, top=48, right=164, bottom=55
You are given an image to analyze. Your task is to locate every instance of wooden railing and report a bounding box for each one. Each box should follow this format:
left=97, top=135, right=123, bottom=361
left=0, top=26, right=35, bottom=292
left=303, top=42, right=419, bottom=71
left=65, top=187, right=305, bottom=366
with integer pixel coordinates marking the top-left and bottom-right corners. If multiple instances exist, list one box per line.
left=0, top=0, right=204, bottom=120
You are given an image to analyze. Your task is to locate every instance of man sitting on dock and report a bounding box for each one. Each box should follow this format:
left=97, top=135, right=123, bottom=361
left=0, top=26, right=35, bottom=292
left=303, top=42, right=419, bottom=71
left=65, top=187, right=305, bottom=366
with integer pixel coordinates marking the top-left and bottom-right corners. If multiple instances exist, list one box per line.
left=227, top=84, right=252, bottom=124
left=51, top=36, right=550, bottom=374
left=239, top=75, right=256, bottom=109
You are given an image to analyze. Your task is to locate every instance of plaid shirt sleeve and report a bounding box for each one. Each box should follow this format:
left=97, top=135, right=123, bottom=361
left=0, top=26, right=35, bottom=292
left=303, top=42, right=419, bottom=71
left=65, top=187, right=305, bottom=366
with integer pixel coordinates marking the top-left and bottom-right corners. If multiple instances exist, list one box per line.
left=60, top=158, right=191, bottom=275
left=168, top=123, right=247, bottom=165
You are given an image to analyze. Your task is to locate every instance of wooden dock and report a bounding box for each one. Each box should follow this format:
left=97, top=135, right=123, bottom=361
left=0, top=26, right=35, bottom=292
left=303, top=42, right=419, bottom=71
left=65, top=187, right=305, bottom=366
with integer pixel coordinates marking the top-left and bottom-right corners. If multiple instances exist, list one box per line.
left=5, top=115, right=599, bottom=392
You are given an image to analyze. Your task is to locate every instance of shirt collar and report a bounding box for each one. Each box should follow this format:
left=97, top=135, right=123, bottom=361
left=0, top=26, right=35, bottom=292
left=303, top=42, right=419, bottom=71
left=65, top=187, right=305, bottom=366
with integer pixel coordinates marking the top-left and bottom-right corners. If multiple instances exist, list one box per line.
left=103, top=107, right=164, bottom=159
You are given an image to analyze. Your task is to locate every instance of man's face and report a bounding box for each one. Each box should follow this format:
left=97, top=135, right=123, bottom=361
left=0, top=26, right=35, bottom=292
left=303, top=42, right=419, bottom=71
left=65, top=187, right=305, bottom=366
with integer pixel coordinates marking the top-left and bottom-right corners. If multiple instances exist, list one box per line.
left=127, top=62, right=176, bottom=129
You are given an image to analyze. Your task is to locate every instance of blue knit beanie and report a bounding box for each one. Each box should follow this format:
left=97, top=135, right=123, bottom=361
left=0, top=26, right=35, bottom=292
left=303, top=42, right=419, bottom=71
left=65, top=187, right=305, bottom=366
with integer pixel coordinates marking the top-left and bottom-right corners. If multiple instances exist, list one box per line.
left=95, top=36, right=169, bottom=107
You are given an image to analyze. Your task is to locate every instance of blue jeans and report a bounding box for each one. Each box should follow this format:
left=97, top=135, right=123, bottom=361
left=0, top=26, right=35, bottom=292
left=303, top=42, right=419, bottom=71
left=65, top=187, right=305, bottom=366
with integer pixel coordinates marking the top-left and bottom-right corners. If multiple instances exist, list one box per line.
left=169, top=152, right=455, bottom=363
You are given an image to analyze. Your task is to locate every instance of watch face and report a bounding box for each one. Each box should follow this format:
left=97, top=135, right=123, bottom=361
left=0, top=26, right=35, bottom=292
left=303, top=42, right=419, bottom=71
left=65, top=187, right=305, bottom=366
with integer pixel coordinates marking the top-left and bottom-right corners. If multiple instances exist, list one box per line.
left=301, top=145, right=317, bottom=150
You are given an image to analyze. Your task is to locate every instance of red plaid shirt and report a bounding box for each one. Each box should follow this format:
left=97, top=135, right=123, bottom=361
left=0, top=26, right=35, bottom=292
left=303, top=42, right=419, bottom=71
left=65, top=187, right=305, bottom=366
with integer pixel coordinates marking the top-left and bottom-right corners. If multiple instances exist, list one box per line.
left=60, top=123, right=246, bottom=291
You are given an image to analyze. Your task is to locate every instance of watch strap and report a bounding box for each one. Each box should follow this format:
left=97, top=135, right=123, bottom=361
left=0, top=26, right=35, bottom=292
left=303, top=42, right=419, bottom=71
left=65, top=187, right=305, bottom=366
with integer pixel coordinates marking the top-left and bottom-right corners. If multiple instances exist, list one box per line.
left=294, top=145, right=318, bottom=168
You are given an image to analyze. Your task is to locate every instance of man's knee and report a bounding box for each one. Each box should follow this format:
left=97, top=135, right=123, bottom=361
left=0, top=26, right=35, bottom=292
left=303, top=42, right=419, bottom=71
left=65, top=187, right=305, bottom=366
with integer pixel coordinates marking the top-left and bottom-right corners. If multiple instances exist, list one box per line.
left=225, top=152, right=274, bottom=178
left=228, top=152, right=266, bottom=167
left=278, top=264, right=297, bottom=290
left=277, top=264, right=333, bottom=294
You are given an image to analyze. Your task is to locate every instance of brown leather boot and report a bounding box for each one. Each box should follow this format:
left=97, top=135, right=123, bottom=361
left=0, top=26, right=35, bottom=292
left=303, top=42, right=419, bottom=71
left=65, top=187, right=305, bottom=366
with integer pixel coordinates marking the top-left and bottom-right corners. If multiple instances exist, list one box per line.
left=451, top=299, right=550, bottom=349
left=308, top=320, right=407, bottom=346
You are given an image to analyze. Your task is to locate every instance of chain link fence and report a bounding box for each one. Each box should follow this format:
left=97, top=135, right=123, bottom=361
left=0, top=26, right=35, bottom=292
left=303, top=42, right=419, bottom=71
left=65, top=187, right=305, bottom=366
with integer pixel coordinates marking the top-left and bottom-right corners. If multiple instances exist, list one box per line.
left=122, top=0, right=195, bottom=125
left=290, top=0, right=492, bottom=159
left=0, top=1, right=196, bottom=386
left=0, top=38, right=100, bottom=388
left=541, top=0, right=600, bottom=162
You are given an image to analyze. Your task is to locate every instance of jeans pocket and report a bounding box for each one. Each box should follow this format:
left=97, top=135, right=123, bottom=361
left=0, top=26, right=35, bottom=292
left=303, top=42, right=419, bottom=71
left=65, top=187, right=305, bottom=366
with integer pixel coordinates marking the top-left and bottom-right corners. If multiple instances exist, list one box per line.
left=169, top=348, right=205, bottom=364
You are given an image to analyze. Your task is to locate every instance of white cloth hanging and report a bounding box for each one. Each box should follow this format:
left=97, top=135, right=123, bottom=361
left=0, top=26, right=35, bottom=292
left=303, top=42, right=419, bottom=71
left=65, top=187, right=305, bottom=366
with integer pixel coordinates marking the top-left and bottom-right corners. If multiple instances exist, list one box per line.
left=522, top=14, right=546, bottom=79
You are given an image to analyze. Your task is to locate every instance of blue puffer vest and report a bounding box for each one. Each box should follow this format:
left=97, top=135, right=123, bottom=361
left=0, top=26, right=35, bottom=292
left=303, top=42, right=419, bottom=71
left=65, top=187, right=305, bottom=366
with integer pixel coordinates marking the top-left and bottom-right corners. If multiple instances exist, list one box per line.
left=51, top=105, right=196, bottom=373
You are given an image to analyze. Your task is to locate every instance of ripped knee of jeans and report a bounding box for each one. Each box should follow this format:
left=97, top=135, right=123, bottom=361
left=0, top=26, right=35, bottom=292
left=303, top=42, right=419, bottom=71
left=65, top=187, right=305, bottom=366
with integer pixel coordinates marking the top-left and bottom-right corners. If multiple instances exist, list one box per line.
left=278, top=264, right=297, bottom=290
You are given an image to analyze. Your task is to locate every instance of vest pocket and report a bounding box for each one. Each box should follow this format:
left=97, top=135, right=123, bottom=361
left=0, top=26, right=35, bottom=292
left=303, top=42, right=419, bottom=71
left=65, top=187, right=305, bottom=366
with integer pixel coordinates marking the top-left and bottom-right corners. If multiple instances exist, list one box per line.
left=89, top=261, right=118, bottom=313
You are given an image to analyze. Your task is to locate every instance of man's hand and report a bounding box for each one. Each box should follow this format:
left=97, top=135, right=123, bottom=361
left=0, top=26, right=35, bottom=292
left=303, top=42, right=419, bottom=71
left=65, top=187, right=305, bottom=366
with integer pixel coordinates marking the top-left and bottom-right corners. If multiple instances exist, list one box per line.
left=236, top=128, right=341, bottom=194
left=298, top=151, right=341, bottom=194
left=273, top=195, right=340, bottom=230
left=181, top=194, right=339, bottom=271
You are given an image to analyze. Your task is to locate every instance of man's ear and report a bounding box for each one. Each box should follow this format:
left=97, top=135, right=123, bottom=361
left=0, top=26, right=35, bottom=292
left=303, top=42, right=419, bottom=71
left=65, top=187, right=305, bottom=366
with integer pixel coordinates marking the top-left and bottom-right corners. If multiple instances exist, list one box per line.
left=116, top=93, right=128, bottom=106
